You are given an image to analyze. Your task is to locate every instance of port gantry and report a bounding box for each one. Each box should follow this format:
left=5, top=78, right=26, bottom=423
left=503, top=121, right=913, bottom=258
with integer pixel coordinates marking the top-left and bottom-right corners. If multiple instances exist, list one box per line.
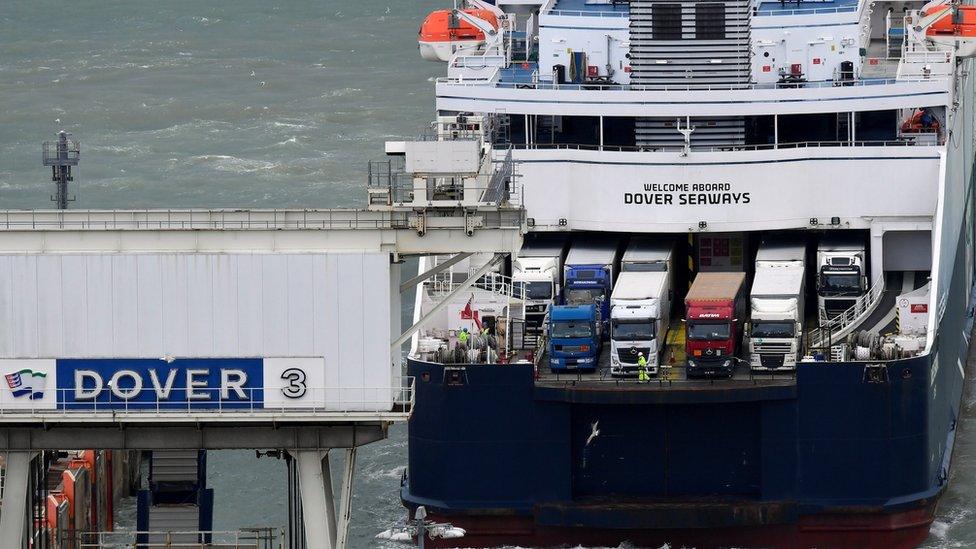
left=0, top=131, right=524, bottom=549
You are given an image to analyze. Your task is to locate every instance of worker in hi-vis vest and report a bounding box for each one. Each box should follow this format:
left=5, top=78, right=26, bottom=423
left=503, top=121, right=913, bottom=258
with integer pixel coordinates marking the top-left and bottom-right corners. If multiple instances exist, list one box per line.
left=637, top=352, right=649, bottom=383
left=458, top=327, right=470, bottom=347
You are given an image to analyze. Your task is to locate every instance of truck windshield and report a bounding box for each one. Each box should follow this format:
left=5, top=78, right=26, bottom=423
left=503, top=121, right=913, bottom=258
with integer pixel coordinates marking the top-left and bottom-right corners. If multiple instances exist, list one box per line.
left=612, top=320, right=655, bottom=341
left=687, top=322, right=730, bottom=341
left=518, top=281, right=553, bottom=300
left=551, top=321, right=593, bottom=339
left=565, top=287, right=604, bottom=305
left=821, top=273, right=861, bottom=294
left=751, top=321, right=795, bottom=338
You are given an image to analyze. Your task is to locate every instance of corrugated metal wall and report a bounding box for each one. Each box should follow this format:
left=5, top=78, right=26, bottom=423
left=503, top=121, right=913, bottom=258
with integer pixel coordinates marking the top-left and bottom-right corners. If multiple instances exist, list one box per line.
left=0, top=252, right=392, bottom=402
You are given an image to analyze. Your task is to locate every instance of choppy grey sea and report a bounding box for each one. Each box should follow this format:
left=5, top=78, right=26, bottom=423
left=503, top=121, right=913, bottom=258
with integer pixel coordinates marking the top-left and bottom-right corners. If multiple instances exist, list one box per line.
left=1, top=1, right=973, bottom=547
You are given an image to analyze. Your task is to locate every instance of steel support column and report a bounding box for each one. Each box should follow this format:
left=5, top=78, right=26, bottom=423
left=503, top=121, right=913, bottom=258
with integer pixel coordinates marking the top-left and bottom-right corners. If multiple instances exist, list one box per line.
left=336, top=448, right=357, bottom=549
left=599, top=116, right=604, bottom=150
left=0, top=451, right=34, bottom=549
left=294, top=450, right=337, bottom=549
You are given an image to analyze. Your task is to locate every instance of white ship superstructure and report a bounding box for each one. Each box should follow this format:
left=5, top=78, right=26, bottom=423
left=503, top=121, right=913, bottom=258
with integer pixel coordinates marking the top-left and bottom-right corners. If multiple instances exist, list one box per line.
left=404, top=0, right=974, bottom=356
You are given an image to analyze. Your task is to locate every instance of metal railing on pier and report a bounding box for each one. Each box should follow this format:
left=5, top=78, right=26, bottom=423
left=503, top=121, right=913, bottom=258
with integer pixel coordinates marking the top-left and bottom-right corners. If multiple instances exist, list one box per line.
left=367, top=149, right=520, bottom=208
left=72, top=528, right=283, bottom=549
left=0, top=378, right=415, bottom=419
left=0, top=208, right=525, bottom=232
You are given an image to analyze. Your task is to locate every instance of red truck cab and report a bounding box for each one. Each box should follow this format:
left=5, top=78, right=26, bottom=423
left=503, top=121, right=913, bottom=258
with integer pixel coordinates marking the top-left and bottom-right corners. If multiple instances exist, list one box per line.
left=685, top=272, right=747, bottom=379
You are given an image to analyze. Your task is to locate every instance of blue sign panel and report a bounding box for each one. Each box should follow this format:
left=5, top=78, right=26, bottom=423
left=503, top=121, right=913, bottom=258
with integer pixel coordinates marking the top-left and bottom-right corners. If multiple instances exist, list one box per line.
left=56, top=358, right=265, bottom=410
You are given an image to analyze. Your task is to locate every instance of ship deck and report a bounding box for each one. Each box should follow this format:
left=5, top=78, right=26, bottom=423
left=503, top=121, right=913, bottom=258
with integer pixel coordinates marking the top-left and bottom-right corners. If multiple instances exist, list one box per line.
left=549, top=0, right=630, bottom=16
left=536, top=344, right=796, bottom=390
left=535, top=329, right=796, bottom=390
left=755, top=0, right=859, bottom=16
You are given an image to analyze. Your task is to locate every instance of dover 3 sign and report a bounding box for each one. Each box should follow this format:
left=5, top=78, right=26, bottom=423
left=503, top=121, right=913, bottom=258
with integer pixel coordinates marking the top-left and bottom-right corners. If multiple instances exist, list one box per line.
left=0, top=357, right=325, bottom=411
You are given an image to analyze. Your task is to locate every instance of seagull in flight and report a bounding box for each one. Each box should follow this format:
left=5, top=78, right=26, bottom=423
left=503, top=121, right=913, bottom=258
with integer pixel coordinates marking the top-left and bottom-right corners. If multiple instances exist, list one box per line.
left=55, top=118, right=61, bottom=125
left=586, top=421, right=600, bottom=446
left=250, top=70, right=255, bottom=77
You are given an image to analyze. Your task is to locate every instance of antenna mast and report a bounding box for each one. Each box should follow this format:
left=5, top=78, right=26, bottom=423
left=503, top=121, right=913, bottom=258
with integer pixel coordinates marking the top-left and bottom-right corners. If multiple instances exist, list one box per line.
left=42, top=131, right=80, bottom=209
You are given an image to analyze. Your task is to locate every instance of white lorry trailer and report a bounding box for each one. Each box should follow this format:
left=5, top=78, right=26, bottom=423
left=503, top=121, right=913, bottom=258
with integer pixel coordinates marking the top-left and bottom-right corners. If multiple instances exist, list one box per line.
left=513, top=239, right=568, bottom=332
left=748, top=241, right=806, bottom=372
left=816, top=235, right=868, bottom=324
left=609, top=238, right=674, bottom=377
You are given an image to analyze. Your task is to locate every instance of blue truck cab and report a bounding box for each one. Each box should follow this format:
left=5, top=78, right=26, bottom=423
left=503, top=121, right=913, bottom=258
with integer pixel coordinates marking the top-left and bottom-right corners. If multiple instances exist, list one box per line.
left=562, top=239, right=621, bottom=336
left=548, top=304, right=602, bottom=372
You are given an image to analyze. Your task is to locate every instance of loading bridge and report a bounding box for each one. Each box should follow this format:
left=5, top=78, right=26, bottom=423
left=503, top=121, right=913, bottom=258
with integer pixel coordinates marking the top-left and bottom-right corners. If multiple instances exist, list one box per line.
left=0, top=203, right=523, bottom=549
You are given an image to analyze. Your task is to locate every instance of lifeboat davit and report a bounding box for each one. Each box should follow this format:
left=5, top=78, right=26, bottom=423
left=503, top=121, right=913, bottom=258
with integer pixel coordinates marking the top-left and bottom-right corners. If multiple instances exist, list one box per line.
left=924, top=2, right=976, bottom=57
left=418, top=9, right=499, bottom=62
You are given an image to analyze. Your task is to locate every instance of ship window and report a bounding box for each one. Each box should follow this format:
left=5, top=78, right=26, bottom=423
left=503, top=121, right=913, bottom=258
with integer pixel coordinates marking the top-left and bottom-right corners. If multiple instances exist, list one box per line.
left=651, top=4, right=683, bottom=40
left=695, top=3, right=726, bottom=40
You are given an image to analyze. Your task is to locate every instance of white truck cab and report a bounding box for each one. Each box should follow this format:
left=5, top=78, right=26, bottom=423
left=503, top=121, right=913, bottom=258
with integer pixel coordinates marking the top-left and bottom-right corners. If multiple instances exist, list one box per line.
left=816, top=235, right=867, bottom=324
left=609, top=238, right=674, bottom=377
left=512, top=239, right=568, bottom=332
left=748, top=241, right=806, bottom=372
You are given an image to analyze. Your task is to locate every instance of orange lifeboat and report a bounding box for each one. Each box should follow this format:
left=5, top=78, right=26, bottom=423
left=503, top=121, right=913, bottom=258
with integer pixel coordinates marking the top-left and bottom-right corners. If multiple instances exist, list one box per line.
left=419, top=9, right=500, bottom=62
left=924, top=2, right=976, bottom=56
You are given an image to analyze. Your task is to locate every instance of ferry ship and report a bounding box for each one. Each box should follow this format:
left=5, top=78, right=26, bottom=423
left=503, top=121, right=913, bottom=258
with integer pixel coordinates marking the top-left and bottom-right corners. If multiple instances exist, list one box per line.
left=385, top=0, right=976, bottom=546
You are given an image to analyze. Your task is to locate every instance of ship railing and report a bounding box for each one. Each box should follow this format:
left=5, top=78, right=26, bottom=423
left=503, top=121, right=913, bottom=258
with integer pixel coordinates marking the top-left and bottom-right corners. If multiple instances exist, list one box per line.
left=72, top=527, right=283, bottom=548
left=537, top=367, right=796, bottom=386
left=0, top=378, right=416, bottom=418
left=807, top=273, right=888, bottom=352
left=541, top=0, right=630, bottom=18
left=754, top=3, right=859, bottom=16
left=0, top=208, right=525, bottom=232
left=546, top=8, right=629, bottom=17
left=449, top=57, right=504, bottom=78
left=437, top=72, right=950, bottom=89
left=507, top=139, right=942, bottom=154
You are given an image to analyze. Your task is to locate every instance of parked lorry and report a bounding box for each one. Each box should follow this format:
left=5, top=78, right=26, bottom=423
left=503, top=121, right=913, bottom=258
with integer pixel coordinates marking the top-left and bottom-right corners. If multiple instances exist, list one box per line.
left=563, top=239, right=621, bottom=335
left=548, top=304, right=601, bottom=372
left=685, top=272, right=747, bottom=379
left=748, top=241, right=806, bottom=372
left=817, top=234, right=868, bottom=323
left=513, top=238, right=568, bottom=333
left=609, top=238, right=674, bottom=377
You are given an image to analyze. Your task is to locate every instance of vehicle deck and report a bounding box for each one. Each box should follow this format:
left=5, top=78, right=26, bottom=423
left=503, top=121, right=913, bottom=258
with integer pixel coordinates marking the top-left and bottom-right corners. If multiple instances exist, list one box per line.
left=535, top=323, right=796, bottom=389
